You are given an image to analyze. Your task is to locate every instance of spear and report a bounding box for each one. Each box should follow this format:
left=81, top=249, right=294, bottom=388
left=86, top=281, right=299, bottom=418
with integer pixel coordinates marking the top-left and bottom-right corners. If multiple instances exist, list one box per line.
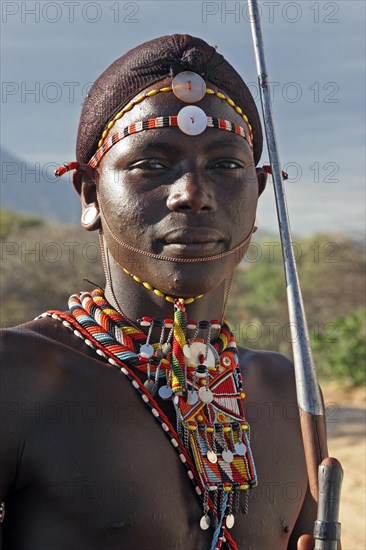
left=247, top=0, right=343, bottom=546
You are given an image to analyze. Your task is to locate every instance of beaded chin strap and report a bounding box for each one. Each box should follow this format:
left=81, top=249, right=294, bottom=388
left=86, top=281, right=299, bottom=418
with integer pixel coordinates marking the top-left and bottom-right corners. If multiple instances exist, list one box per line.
left=54, top=71, right=254, bottom=177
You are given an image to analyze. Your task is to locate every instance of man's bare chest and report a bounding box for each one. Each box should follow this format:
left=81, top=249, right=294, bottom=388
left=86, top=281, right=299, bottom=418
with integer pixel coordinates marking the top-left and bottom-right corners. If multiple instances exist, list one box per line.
left=4, top=343, right=307, bottom=550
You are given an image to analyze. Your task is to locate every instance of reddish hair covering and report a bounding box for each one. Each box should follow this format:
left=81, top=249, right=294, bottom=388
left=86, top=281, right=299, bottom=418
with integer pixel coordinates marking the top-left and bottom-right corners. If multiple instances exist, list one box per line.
left=76, top=34, right=263, bottom=166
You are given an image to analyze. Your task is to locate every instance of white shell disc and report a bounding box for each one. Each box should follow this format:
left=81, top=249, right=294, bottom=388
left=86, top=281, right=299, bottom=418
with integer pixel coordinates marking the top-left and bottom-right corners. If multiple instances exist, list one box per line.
left=177, top=106, right=207, bottom=136
left=144, top=379, right=156, bottom=395
left=187, top=390, right=199, bottom=405
left=234, top=442, right=247, bottom=456
left=140, top=344, right=154, bottom=358
left=222, top=449, right=234, bottom=463
left=200, top=514, right=211, bottom=530
left=162, top=342, right=171, bottom=356
left=226, top=514, right=235, bottom=529
left=183, top=344, right=192, bottom=359
left=207, top=450, right=218, bottom=464
left=158, top=385, right=173, bottom=400
left=185, top=342, right=216, bottom=368
left=198, top=387, right=214, bottom=404
left=172, top=71, right=206, bottom=103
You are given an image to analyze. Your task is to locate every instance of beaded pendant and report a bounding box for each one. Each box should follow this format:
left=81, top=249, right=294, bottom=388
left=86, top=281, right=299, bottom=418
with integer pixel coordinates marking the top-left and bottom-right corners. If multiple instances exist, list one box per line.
left=170, top=302, right=257, bottom=527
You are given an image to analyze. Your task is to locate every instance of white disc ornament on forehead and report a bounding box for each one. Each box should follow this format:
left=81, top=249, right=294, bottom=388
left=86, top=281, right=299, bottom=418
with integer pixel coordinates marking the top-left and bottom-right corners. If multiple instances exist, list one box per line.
left=172, top=71, right=206, bottom=103
left=177, top=106, right=207, bottom=136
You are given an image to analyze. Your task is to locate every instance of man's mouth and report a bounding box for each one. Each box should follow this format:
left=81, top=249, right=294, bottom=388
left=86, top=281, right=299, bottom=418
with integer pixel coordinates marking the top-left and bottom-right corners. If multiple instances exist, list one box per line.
left=160, top=228, right=226, bottom=257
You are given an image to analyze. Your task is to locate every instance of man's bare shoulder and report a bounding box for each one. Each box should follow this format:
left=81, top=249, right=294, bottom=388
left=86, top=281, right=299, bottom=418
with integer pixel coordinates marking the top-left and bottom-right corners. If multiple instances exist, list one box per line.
left=0, top=315, right=97, bottom=394
left=238, top=346, right=297, bottom=402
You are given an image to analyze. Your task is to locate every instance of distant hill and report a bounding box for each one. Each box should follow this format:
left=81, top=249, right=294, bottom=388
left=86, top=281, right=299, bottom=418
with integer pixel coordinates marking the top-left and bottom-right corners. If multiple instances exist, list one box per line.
left=0, top=148, right=80, bottom=224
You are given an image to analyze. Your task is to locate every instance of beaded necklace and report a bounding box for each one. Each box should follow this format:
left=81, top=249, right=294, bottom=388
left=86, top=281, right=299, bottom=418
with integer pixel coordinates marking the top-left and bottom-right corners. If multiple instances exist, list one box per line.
left=45, top=288, right=257, bottom=550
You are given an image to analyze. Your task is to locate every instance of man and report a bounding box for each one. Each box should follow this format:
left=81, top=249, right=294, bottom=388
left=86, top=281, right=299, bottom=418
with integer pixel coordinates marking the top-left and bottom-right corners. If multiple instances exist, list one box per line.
left=1, top=35, right=317, bottom=549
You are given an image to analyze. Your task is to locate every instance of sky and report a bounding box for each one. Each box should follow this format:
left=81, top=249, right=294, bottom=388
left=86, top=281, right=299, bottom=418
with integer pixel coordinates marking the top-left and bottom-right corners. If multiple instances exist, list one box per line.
left=1, top=0, right=365, bottom=236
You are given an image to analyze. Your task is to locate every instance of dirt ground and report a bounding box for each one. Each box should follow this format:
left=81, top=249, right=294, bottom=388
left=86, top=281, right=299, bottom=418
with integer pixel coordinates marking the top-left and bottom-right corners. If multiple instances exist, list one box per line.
left=322, top=382, right=366, bottom=550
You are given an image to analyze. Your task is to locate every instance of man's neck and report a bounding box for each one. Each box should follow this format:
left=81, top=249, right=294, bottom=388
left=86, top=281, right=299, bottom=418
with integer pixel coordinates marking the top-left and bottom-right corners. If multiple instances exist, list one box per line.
left=103, top=250, right=230, bottom=339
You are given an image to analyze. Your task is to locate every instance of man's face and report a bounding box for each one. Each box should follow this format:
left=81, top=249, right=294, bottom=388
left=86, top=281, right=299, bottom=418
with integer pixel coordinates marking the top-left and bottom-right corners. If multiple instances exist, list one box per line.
left=95, top=83, right=260, bottom=298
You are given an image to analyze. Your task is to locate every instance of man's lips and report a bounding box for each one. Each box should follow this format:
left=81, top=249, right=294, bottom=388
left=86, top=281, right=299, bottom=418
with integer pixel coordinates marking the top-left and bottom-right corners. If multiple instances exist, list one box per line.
left=161, top=227, right=225, bottom=245
left=159, top=228, right=226, bottom=257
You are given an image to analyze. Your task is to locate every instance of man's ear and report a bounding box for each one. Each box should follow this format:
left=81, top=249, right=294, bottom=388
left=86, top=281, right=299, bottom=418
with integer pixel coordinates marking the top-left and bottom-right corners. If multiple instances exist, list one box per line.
left=73, top=168, right=101, bottom=232
left=256, top=167, right=268, bottom=197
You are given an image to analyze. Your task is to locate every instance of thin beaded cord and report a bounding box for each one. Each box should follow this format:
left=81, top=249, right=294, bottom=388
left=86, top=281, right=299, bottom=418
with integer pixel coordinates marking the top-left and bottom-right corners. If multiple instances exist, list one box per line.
left=98, top=198, right=256, bottom=264
left=221, top=270, right=235, bottom=324
left=99, top=231, right=141, bottom=331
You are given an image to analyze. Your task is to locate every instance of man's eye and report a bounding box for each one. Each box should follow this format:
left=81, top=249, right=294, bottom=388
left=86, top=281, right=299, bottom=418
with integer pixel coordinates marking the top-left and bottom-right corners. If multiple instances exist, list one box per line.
left=129, top=160, right=167, bottom=170
left=209, top=160, right=242, bottom=170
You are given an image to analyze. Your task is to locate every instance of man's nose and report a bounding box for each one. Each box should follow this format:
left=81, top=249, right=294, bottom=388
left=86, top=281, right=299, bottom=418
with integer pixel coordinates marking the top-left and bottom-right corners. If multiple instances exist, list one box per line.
left=166, top=171, right=217, bottom=214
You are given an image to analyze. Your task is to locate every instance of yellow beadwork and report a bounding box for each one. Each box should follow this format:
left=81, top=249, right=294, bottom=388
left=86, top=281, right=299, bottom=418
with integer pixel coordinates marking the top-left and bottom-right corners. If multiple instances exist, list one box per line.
left=95, top=84, right=254, bottom=151
left=120, top=266, right=204, bottom=304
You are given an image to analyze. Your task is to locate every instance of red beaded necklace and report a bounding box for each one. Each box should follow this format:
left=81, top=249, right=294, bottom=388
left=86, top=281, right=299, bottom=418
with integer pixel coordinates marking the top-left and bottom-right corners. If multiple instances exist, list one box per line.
left=44, top=288, right=257, bottom=550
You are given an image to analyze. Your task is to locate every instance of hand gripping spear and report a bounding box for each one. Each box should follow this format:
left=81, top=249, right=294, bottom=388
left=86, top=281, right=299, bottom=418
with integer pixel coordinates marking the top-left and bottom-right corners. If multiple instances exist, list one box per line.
left=247, top=1, right=343, bottom=548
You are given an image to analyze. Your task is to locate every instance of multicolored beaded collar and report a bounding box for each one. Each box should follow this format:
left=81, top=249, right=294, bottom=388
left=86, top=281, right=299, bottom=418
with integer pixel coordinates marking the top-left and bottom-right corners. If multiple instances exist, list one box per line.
left=43, top=288, right=257, bottom=550
left=54, top=71, right=254, bottom=177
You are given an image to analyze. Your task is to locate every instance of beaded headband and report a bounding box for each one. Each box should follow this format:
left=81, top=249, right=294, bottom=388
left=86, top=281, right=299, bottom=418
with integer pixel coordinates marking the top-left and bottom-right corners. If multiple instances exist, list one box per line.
left=55, top=71, right=254, bottom=177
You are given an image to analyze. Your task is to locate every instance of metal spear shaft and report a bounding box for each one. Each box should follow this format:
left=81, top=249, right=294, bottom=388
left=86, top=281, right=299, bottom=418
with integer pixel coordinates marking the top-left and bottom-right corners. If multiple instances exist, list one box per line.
left=247, top=0, right=329, bottom=500
left=247, top=4, right=344, bottom=545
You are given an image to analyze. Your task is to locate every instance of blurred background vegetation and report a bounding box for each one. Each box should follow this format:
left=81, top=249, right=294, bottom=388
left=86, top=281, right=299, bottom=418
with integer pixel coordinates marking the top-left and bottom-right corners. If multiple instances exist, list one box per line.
left=1, top=208, right=365, bottom=387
